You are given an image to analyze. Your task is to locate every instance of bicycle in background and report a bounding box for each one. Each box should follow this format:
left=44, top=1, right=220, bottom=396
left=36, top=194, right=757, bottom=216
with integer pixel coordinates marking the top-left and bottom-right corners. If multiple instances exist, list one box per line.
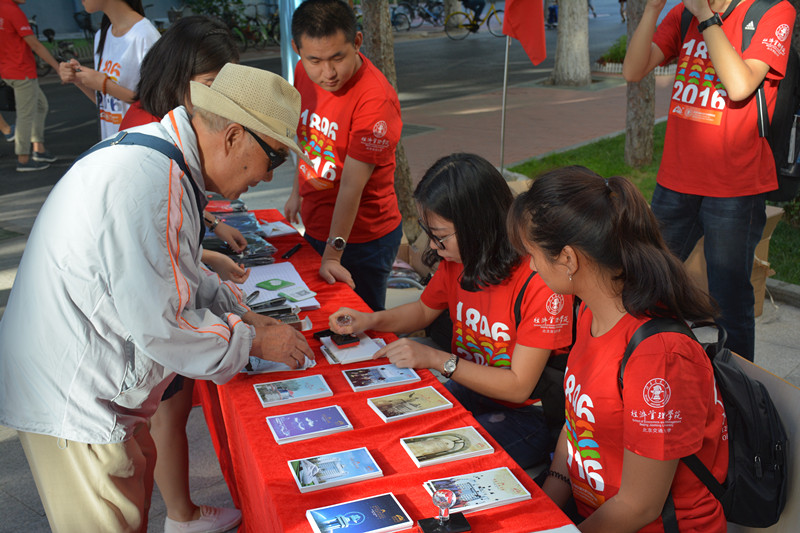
left=444, top=1, right=504, bottom=40
left=28, top=16, right=79, bottom=77
left=397, top=0, right=444, bottom=28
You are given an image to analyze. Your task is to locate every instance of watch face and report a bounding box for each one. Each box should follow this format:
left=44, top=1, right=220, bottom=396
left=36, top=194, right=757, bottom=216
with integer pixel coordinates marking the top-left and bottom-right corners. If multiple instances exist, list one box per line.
left=444, top=358, right=457, bottom=373
left=328, top=237, right=346, bottom=251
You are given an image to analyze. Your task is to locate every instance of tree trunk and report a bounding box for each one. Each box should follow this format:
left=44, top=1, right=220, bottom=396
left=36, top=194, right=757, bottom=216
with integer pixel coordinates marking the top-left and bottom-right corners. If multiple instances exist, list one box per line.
left=443, top=0, right=460, bottom=18
left=624, top=0, right=654, bottom=167
left=550, top=0, right=591, bottom=86
left=361, top=0, right=420, bottom=243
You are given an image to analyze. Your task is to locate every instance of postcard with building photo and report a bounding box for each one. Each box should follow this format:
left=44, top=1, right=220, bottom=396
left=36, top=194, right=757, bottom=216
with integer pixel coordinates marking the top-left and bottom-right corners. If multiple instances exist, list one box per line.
left=367, top=386, right=452, bottom=422
left=400, top=426, right=494, bottom=467
left=253, top=375, right=332, bottom=407
left=343, top=364, right=421, bottom=392
left=289, top=447, right=382, bottom=492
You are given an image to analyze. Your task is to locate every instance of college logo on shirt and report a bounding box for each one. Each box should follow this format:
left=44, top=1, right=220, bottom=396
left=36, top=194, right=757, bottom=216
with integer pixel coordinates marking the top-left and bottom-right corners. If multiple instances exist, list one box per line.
left=546, top=293, right=565, bottom=315
left=643, top=378, right=671, bottom=408
left=372, top=120, right=387, bottom=138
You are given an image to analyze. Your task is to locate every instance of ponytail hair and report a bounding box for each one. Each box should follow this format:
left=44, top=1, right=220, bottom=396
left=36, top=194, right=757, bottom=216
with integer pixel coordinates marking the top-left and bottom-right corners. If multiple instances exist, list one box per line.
left=414, top=153, right=520, bottom=292
left=508, top=166, right=716, bottom=322
left=96, top=0, right=145, bottom=68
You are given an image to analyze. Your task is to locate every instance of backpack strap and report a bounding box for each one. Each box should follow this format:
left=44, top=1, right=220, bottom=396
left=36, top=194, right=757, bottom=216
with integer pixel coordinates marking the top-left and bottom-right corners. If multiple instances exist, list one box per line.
left=75, top=131, right=207, bottom=243
left=618, top=317, right=695, bottom=392
left=513, top=270, right=538, bottom=328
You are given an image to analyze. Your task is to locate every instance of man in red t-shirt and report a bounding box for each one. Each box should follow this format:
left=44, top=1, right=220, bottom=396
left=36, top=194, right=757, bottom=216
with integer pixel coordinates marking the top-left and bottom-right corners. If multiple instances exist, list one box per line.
left=0, top=0, right=59, bottom=171
left=623, top=0, right=795, bottom=362
left=285, top=0, right=403, bottom=311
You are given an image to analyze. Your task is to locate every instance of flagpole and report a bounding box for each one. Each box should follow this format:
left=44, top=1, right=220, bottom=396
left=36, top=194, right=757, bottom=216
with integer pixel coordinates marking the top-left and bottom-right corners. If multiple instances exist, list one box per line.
left=500, top=35, right=511, bottom=174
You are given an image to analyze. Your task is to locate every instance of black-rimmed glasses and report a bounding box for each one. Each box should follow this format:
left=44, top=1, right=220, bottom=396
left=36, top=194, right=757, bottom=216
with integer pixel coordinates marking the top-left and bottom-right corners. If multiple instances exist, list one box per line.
left=418, top=218, right=456, bottom=250
left=243, top=126, right=287, bottom=172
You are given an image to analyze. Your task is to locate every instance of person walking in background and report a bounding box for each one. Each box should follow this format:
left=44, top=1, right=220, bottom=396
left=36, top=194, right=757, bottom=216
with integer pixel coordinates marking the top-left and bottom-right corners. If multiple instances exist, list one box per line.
left=619, top=0, right=626, bottom=22
left=285, top=0, right=403, bottom=312
left=0, top=112, right=14, bottom=142
left=0, top=0, right=59, bottom=172
left=623, top=0, right=796, bottom=361
left=59, top=0, right=159, bottom=140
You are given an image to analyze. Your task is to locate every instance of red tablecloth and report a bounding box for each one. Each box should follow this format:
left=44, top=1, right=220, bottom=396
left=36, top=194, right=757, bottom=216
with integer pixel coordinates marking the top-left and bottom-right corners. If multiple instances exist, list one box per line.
left=195, top=210, right=573, bottom=532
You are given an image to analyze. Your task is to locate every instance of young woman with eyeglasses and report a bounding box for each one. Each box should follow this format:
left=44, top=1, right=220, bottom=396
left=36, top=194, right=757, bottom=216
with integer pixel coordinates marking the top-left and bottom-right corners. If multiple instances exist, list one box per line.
left=329, top=153, right=574, bottom=469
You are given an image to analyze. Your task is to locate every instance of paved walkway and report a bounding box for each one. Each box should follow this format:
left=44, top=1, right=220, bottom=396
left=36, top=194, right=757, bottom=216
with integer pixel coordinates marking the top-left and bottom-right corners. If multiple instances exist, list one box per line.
left=1, top=42, right=799, bottom=533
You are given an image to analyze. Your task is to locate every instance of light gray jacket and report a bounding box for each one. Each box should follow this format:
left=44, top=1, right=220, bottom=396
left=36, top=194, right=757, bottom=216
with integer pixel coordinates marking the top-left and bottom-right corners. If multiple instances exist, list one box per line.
left=0, top=108, right=253, bottom=443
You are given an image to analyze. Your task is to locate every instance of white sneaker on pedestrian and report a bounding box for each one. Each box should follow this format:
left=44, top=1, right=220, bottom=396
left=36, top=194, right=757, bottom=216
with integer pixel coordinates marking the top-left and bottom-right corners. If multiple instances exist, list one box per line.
left=163, top=506, right=242, bottom=533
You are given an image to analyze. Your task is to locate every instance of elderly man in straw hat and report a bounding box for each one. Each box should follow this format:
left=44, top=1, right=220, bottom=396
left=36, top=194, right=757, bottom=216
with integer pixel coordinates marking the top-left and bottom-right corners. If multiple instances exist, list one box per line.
left=0, top=64, right=312, bottom=532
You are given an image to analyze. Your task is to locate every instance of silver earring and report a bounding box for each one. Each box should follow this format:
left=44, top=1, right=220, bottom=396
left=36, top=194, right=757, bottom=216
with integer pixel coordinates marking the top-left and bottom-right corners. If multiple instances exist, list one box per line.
left=568, top=273, right=573, bottom=281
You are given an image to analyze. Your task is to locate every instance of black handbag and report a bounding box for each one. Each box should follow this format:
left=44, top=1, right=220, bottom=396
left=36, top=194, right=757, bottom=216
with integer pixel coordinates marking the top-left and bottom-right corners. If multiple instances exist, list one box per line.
left=0, top=80, right=15, bottom=112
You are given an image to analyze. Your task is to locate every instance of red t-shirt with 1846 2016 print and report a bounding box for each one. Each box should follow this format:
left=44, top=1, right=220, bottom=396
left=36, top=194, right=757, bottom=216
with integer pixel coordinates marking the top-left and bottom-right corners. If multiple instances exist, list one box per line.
left=294, top=53, right=402, bottom=244
left=564, top=307, right=728, bottom=531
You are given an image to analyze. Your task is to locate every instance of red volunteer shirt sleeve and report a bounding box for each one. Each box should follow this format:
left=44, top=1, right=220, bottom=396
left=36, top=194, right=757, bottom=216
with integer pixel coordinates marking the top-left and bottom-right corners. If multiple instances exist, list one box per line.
left=745, top=1, right=796, bottom=78
left=622, top=332, right=715, bottom=459
left=653, top=4, right=684, bottom=64
left=347, top=92, right=401, bottom=166
left=420, top=261, right=451, bottom=311
left=517, top=275, right=573, bottom=350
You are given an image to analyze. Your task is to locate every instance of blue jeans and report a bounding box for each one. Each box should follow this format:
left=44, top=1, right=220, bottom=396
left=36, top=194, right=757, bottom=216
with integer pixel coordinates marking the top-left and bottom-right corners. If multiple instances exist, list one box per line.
left=445, top=380, right=551, bottom=469
left=305, top=222, right=402, bottom=311
left=650, top=184, right=766, bottom=361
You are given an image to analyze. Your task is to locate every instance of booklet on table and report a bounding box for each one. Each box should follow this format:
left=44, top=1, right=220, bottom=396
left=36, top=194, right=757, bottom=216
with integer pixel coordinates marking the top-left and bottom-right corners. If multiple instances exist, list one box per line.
left=423, top=467, right=531, bottom=513
left=400, top=425, right=494, bottom=467
left=266, top=405, right=352, bottom=444
left=289, top=446, right=382, bottom=493
left=367, top=386, right=452, bottom=423
left=253, top=375, right=332, bottom=407
left=306, top=492, right=412, bottom=533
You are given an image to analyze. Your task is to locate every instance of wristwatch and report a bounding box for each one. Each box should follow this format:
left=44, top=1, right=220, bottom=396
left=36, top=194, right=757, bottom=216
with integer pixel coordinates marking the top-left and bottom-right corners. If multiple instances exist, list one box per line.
left=442, top=354, right=459, bottom=379
left=326, top=236, right=347, bottom=252
left=697, top=12, right=722, bottom=33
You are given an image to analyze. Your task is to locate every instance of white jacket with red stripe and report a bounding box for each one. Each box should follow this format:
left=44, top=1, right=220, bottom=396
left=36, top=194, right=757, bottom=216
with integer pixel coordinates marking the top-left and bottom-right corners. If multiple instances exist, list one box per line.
left=0, top=107, right=254, bottom=444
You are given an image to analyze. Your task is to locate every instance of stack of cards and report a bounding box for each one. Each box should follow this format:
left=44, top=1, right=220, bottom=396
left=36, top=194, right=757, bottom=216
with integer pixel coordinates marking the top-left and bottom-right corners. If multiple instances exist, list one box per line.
left=342, top=365, right=421, bottom=392
left=367, top=386, right=453, bottom=423
left=289, top=447, right=382, bottom=492
left=253, top=375, right=332, bottom=407
left=306, top=493, right=412, bottom=533
left=266, top=405, right=352, bottom=444
left=423, top=467, right=531, bottom=513
left=400, top=426, right=494, bottom=467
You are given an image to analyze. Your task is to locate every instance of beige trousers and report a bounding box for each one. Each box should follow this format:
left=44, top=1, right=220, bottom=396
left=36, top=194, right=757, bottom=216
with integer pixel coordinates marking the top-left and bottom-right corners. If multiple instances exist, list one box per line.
left=3, top=77, right=48, bottom=156
left=18, top=424, right=156, bottom=533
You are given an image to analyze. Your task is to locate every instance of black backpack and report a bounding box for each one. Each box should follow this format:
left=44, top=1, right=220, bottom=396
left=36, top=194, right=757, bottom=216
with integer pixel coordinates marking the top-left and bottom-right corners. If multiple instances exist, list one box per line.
left=680, top=0, right=800, bottom=201
left=620, top=318, right=789, bottom=530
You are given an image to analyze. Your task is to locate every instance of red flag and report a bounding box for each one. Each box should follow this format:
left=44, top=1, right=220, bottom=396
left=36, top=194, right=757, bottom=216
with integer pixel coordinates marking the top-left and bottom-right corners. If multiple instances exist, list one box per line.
left=503, top=0, right=547, bottom=66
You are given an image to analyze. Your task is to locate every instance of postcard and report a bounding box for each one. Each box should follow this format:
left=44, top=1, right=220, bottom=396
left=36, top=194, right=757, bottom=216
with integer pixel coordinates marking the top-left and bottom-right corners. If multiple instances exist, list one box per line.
left=423, top=467, right=531, bottom=513
left=306, top=493, right=412, bottom=533
left=400, top=426, right=494, bottom=467
left=343, top=365, right=421, bottom=392
left=289, top=447, right=382, bottom=492
left=367, top=386, right=452, bottom=423
left=321, top=333, right=383, bottom=364
left=266, top=405, right=352, bottom=444
left=253, top=375, right=332, bottom=407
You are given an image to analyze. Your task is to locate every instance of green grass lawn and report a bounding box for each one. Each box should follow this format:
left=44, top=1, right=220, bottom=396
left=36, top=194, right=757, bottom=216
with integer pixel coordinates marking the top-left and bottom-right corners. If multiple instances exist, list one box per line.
left=509, top=122, right=800, bottom=286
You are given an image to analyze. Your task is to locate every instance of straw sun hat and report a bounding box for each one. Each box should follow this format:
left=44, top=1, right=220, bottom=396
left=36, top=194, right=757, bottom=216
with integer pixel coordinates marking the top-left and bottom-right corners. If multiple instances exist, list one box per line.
left=190, top=63, right=310, bottom=164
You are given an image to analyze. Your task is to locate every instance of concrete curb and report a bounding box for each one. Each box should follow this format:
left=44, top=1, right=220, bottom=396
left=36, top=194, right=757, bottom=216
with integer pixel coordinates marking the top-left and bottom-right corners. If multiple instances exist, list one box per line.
left=766, top=277, right=800, bottom=307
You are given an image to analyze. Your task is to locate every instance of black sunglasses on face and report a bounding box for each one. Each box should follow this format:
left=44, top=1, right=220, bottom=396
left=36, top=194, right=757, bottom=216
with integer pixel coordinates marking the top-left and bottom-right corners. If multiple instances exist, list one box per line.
left=417, top=218, right=456, bottom=250
left=243, top=126, right=287, bottom=172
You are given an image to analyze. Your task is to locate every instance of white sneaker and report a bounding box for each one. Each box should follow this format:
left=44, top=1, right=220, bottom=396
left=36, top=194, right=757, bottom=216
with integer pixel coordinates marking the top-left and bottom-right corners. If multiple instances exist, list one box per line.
left=163, top=506, right=242, bottom=533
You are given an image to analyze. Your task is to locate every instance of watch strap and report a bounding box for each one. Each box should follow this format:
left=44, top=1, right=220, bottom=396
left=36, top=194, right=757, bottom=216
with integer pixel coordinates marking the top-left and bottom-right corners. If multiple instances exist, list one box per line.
left=697, top=12, right=722, bottom=33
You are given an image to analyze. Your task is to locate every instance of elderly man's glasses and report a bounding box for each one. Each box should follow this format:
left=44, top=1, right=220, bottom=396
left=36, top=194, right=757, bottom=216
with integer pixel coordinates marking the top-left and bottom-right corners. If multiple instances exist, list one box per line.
left=243, top=126, right=287, bottom=172
left=418, top=218, right=456, bottom=250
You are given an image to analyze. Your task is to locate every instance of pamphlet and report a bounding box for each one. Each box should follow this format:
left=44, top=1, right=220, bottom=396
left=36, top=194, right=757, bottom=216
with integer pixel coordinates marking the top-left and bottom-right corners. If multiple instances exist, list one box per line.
left=253, top=375, right=332, bottom=407
left=400, top=426, right=494, bottom=467
left=289, top=447, right=382, bottom=492
left=306, top=492, right=412, bottom=533
left=266, top=405, right=352, bottom=444
left=423, top=467, right=532, bottom=513
left=367, top=386, right=452, bottom=423
left=343, top=364, right=421, bottom=392
left=320, top=333, right=383, bottom=364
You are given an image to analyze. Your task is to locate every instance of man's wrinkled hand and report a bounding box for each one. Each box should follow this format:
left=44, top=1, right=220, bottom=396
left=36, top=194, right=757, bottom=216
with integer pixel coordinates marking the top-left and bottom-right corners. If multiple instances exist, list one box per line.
left=251, top=322, right=314, bottom=369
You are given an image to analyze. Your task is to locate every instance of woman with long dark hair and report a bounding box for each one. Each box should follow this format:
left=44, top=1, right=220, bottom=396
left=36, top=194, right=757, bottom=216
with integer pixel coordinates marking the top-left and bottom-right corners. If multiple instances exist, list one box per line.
left=330, top=153, right=574, bottom=469
left=508, top=166, right=727, bottom=532
left=59, top=0, right=159, bottom=139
